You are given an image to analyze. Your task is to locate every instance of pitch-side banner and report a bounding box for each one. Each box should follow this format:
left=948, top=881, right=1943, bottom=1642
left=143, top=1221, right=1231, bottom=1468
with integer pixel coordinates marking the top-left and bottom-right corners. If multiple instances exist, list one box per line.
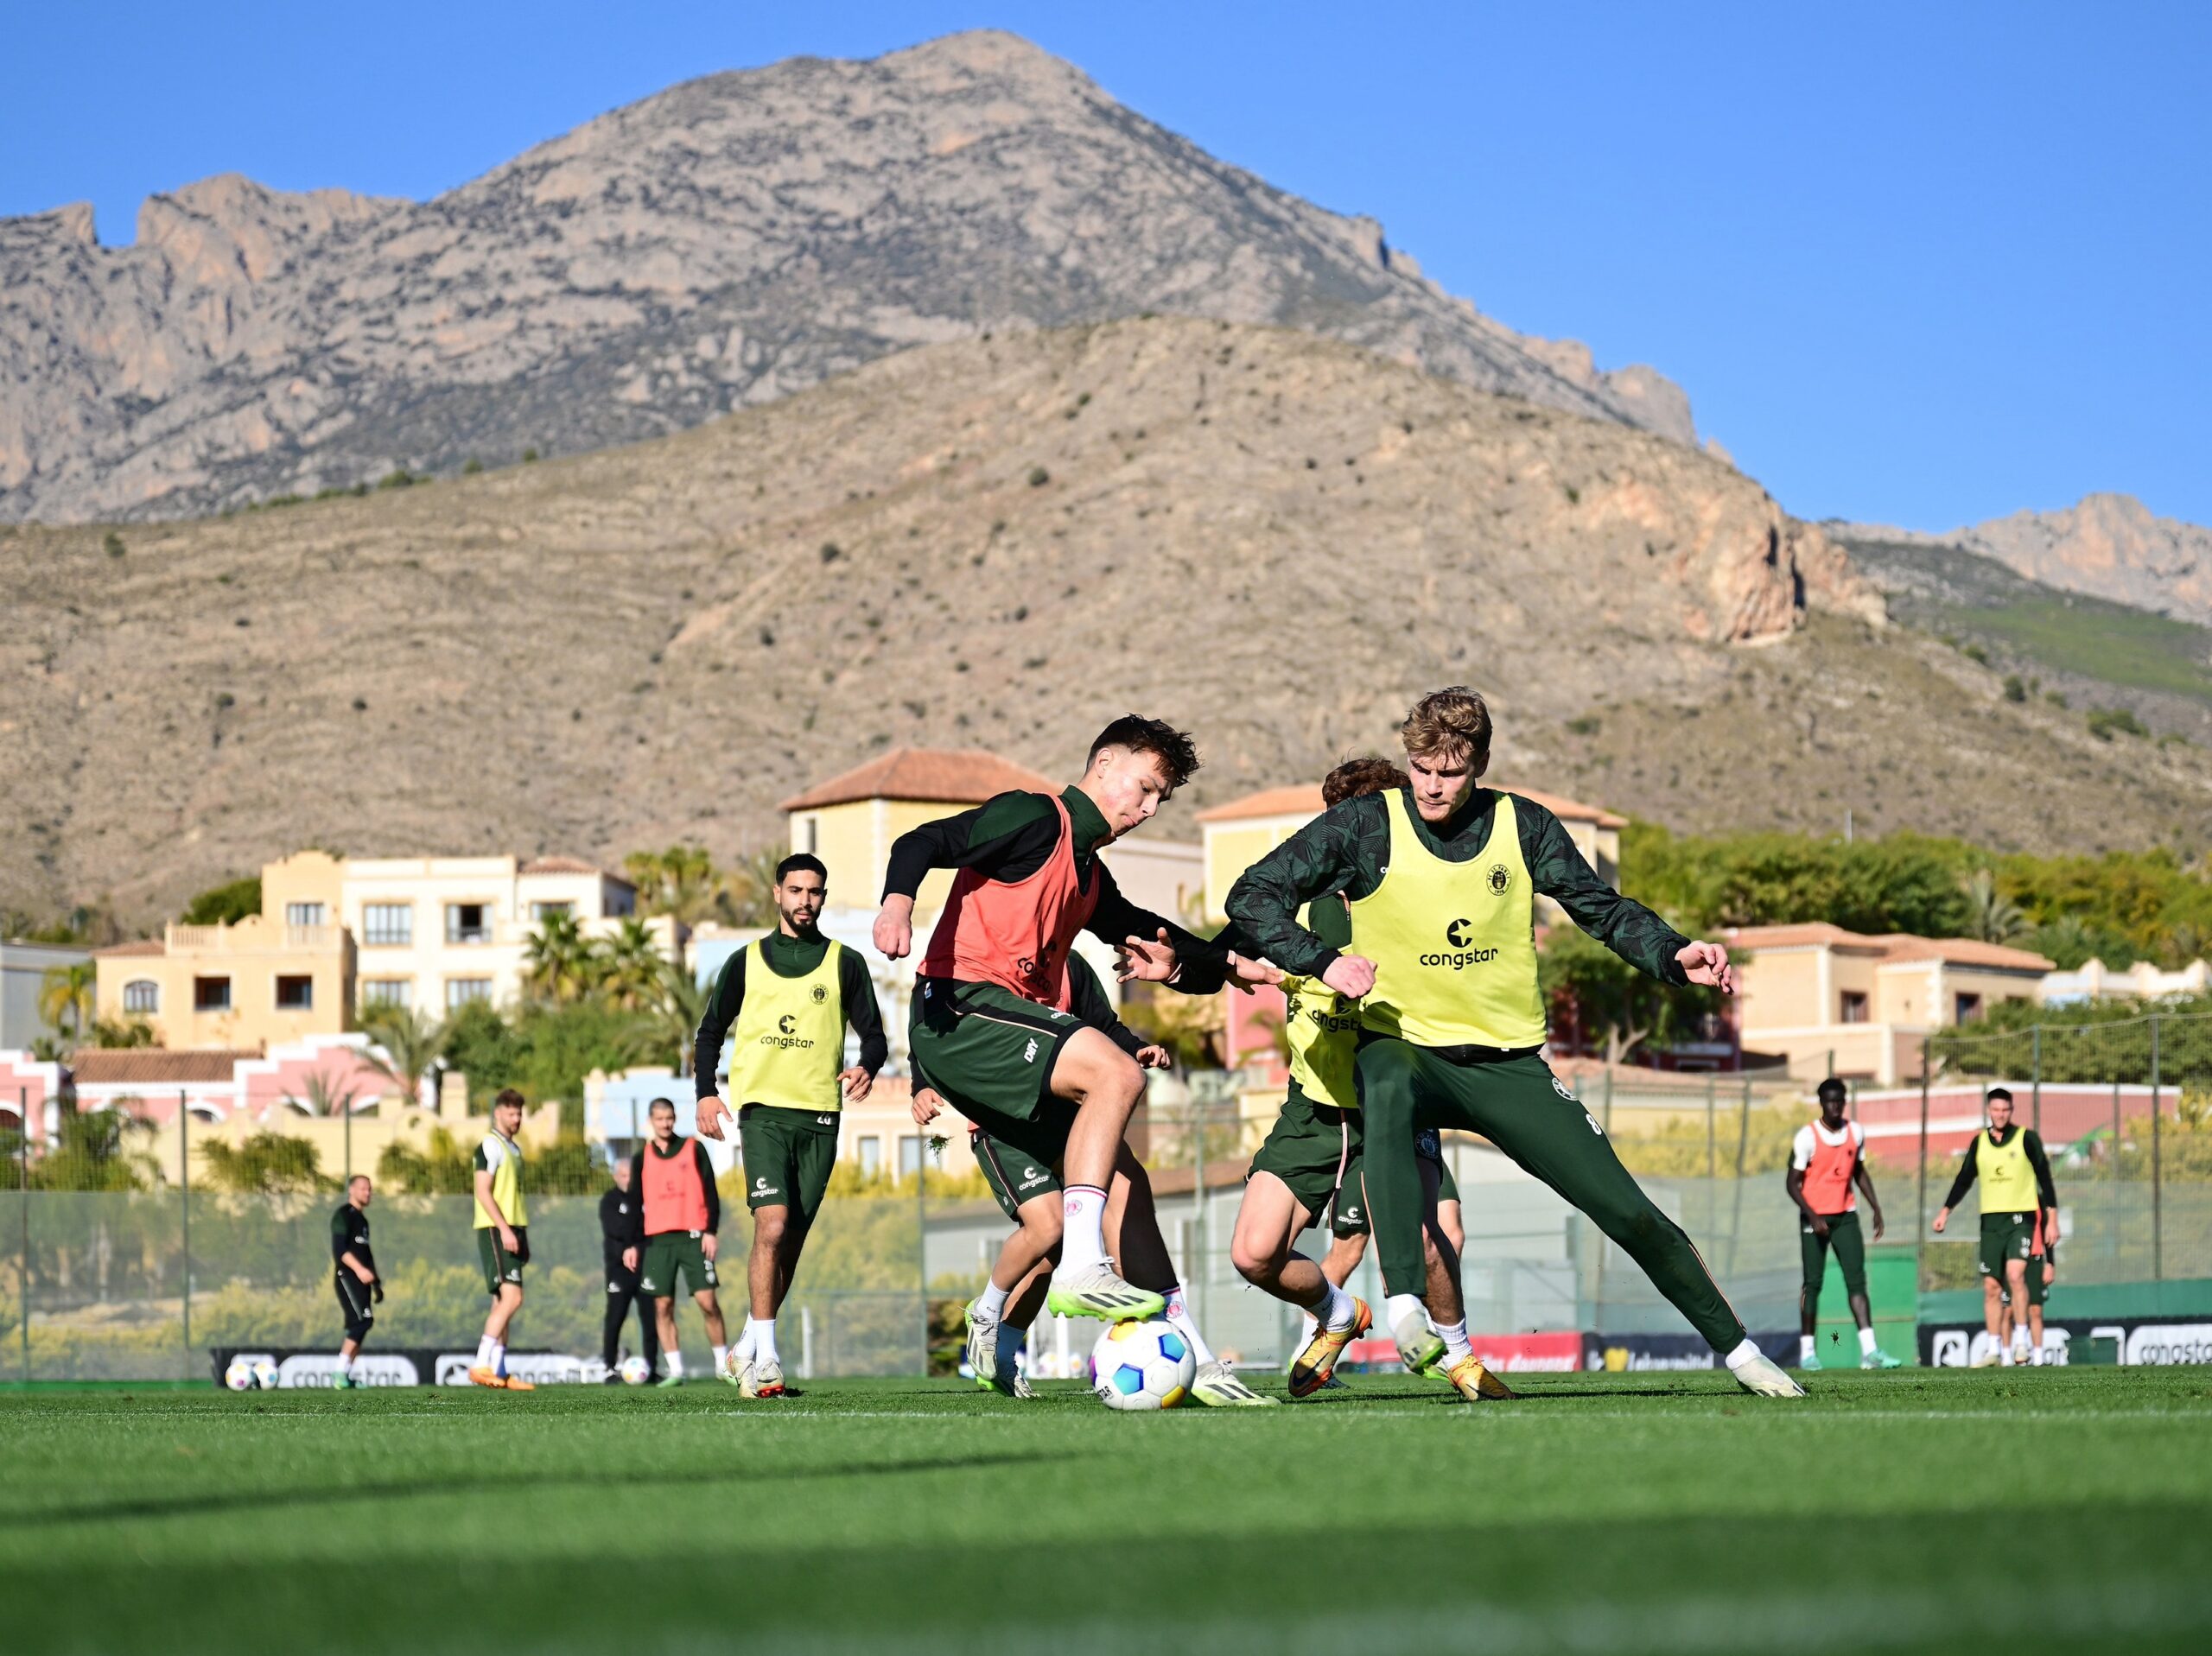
left=1918, top=1317, right=2212, bottom=1367
left=1342, top=1332, right=1586, bottom=1371
left=210, top=1348, right=607, bottom=1386
left=1582, top=1331, right=1798, bottom=1373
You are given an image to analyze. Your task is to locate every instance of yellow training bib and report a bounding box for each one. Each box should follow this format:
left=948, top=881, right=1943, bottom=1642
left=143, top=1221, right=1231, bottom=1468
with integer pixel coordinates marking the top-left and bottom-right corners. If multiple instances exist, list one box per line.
left=1349, top=790, right=1547, bottom=1050
left=1281, top=967, right=1363, bottom=1112
left=1978, top=1127, right=2038, bottom=1215
left=727, top=939, right=849, bottom=1113
left=473, top=1130, right=526, bottom=1228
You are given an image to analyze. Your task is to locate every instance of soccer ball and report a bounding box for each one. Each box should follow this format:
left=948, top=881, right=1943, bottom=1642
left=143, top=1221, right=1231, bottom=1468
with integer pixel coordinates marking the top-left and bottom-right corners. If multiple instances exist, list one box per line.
left=1091, top=1318, right=1194, bottom=1411
left=251, top=1357, right=279, bottom=1391
left=224, top=1357, right=255, bottom=1393
left=619, top=1355, right=651, bottom=1386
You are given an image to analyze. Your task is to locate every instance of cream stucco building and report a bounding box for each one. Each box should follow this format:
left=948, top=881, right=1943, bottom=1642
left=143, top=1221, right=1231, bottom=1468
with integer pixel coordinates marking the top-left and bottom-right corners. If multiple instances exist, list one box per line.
left=1727, top=923, right=2054, bottom=1084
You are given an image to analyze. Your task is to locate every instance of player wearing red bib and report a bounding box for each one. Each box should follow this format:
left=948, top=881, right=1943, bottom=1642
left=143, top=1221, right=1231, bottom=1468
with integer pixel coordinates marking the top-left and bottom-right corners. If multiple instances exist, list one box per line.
left=1785, top=1078, right=1899, bottom=1370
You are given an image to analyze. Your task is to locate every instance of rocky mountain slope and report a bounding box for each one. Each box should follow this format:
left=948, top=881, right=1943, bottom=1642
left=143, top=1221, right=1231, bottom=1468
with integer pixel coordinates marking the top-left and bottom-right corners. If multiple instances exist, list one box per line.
left=0, top=29, right=1695, bottom=528
left=10, top=318, right=2209, bottom=929
left=1840, top=493, right=2212, bottom=628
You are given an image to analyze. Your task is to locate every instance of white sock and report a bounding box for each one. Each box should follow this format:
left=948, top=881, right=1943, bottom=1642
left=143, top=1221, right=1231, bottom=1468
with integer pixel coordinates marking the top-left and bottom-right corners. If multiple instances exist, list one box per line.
left=754, top=1317, right=780, bottom=1366
left=711, top=1343, right=728, bottom=1374
left=1858, top=1326, right=1879, bottom=1357
left=735, top=1319, right=758, bottom=1361
left=491, top=1341, right=506, bottom=1377
left=475, top=1336, right=496, bottom=1368
left=1435, top=1318, right=1472, bottom=1365
left=1161, top=1286, right=1219, bottom=1368
left=1299, top=1310, right=1319, bottom=1345
left=665, top=1350, right=685, bottom=1379
left=1999, top=1345, right=2014, bottom=1366
left=1386, top=1292, right=1426, bottom=1335
left=1059, top=1186, right=1107, bottom=1272
left=1800, top=1334, right=1816, bottom=1364
left=976, top=1282, right=1009, bottom=1322
left=1722, top=1338, right=1764, bottom=1373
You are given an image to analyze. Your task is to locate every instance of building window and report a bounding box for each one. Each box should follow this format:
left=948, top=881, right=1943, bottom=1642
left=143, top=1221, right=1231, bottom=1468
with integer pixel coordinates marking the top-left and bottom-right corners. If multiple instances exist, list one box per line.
left=285, top=902, right=327, bottom=927
left=194, top=976, right=232, bottom=1013
left=362, top=903, right=413, bottom=947
left=606, top=886, right=634, bottom=917
left=1839, top=991, right=1868, bottom=1025
left=445, top=978, right=492, bottom=1011
left=1955, top=992, right=1983, bottom=1024
left=899, top=1134, right=924, bottom=1177
left=123, top=980, right=160, bottom=1014
left=276, top=974, right=315, bottom=1011
left=360, top=980, right=412, bottom=1010
left=801, top=816, right=817, bottom=853
left=858, top=1136, right=881, bottom=1179
left=446, top=903, right=492, bottom=945
left=529, top=901, right=572, bottom=923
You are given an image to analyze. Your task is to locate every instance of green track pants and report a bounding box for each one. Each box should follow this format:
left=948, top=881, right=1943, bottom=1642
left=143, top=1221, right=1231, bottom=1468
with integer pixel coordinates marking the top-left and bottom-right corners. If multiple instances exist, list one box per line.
left=1356, top=1041, right=1746, bottom=1354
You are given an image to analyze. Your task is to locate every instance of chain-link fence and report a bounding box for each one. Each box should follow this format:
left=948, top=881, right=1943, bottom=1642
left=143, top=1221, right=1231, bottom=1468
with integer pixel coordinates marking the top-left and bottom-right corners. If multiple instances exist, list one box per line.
left=7, top=1019, right=2209, bottom=1380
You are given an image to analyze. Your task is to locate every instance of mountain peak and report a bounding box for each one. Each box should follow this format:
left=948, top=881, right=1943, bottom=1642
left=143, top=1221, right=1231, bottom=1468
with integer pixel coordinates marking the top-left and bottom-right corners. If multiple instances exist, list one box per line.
left=0, top=30, right=1695, bottom=523
left=1958, top=492, right=2212, bottom=625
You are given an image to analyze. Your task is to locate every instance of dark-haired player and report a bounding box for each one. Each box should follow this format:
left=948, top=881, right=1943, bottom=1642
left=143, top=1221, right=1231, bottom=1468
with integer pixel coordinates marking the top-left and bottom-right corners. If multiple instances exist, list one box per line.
left=696, top=853, right=887, bottom=1397
left=468, top=1088, right=535, bottom=1390
left=873, top=715, right=1279, bottom=1322
left=1785, top=1078, right=1900, bottom=1370
left=1933, top=1087, right=2057, bottom=1368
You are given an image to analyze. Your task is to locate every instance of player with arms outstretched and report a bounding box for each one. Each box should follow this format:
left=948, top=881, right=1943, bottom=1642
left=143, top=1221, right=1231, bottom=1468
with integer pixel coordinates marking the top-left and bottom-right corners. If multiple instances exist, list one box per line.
left=873, top=714, right=1276, bottom=1323
left=1228, top=688, right=1802, bottom=1399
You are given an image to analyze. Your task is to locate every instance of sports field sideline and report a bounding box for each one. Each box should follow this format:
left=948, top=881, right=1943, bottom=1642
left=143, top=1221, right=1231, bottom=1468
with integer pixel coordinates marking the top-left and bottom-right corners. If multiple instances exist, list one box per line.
left=3, top=1367, right=2208, bottom=1654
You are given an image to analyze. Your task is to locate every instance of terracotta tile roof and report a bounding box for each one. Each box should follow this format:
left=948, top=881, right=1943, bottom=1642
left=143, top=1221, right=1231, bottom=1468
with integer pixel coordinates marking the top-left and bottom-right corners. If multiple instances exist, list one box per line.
left=1193, top=781, right=1624, bottom=828
left=1726, top=923, right=2052, bottom=973
left=71, top=1050, right=253, bottom=1084
left=519, top=856, right=628, bottom=884
left=91, top=939, right=165, bottom=958
left=1195, top=784, right=1324, bottom=823
left=780, top=747, right=1057, bottom=811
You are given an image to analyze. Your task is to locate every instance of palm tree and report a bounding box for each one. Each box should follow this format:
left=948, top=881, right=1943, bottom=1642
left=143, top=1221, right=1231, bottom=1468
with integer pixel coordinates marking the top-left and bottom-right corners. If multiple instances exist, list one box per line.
left=359, top=1005, right=447, bottom=1108
left=624, top=844, right=724, bottom=927
left=648, top=958, right=709, bottom=1075
left=2026, top=913, right=2096, bottom=971
left=281, top=1068, right=362, bottom=1119
left=37, top=961, right=97, bottom=1042
left=523, top=910, right=600, bottom=1003
left=715, top=847, right=789, bottom=928
left=1961, top=870, right=2026, bottom=944
left=597, top=917, right=667, bottom=1012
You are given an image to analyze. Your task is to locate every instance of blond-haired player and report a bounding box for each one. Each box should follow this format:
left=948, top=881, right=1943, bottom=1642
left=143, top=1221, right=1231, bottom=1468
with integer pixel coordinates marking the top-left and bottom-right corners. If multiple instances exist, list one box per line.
left=1229, top=688, right=1802, bottom=1399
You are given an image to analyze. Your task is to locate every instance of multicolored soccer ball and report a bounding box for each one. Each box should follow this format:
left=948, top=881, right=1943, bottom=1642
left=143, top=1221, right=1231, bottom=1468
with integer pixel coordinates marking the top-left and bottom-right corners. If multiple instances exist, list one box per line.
left=251, top=1357, right=279, bottom=1390
left=224, top=1357, right=256, bottom=1393
left=1091, top=1318, right=1194, bottom=1411
left=619, top=1355, right=652, bottom=1386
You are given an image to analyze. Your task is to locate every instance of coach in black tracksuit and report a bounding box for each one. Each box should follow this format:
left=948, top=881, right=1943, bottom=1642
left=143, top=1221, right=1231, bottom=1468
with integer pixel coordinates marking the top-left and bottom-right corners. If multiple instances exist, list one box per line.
left=599, top=1159, right=660, bottom=1380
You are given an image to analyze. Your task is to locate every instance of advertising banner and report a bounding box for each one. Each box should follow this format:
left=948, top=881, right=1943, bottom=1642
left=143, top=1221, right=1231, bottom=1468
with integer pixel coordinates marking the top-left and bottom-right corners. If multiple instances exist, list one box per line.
left=1581, top=1331, right=1797, bottom=1373
left=1918, top=1317, right=2212, bottom=1367
left=210, top=1348, right=607, bottom=1387
left=1342, top=1331, right=1584, bottom=1371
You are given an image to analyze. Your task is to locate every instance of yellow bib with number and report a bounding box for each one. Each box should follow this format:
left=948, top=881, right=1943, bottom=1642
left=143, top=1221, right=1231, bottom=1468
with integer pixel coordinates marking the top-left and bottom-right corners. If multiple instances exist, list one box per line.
left=1978, top=1127, right=2037, bottom=1215
left=728, top=939, right=849, bottom=1112
left=1349, top=790, right=1547, bottom=1049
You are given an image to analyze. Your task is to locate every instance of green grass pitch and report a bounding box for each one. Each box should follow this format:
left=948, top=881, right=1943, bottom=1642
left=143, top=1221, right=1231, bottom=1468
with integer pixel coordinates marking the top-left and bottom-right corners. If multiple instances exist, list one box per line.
left=3, top=1367, right=2209, bottom=1653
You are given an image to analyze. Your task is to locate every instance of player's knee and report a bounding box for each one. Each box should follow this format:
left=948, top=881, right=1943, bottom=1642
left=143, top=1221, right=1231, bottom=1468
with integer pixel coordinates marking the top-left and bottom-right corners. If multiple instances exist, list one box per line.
left=1230, top=1233, right=1280, bottom=1283
left=1355, top=1046, right=1417, bottom=1126
left=753, top=1209, right=789, bottom=1248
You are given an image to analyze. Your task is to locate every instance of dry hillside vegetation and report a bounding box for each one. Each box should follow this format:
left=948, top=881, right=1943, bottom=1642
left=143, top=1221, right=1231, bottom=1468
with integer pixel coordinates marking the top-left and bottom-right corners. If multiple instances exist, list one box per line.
left=4, top=319, right=2207, bottom=925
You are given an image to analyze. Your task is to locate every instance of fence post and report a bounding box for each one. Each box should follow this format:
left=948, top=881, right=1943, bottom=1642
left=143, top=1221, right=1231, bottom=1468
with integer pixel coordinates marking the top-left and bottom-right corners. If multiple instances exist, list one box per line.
left=2111, top=1075, right=2122, bottom=1167
left=1724, top=1078, right=1751, bottom=1276
left=179, top=1090, right=191, bottom=1380
left=17, top=1087, right=28, bottom=1387
left=1915, top=1044, right=1931, bottom=1239
left=916, top=1147, right=929, bottom=1376
left=2149, top=1014, right=2163, bottom=1282
left=1705, top=1079, right=1716, bottom=1183
left=1191, top=1090, right=1207, bottom=1334
left=2031, top=1025, right=2042, bottom=1133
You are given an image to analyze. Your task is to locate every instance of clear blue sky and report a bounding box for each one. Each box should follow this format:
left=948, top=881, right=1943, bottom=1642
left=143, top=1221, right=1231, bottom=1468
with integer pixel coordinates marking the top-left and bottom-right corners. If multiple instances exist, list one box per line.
left=7, top=2, right=2208, bottom=532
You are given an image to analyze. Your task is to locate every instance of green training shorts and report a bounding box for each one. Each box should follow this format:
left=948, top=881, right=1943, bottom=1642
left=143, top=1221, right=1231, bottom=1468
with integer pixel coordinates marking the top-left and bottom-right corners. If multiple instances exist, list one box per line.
left=972, top=1115, right=1071, bottom=1223
left=1799, top=1209, right=1867, bottom=1298
left=1246, top=1087, right=1363, bottom=1234
left=908, top=978, right=1084, bottom=1137
left=477, top=1225, right=528, bottom=1295
left=1979, top=1212, right=2037, bottom=1278
left=741, top=1104, right=839, bottom=1225
left=639, top=1230, right=718, bottom=1298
